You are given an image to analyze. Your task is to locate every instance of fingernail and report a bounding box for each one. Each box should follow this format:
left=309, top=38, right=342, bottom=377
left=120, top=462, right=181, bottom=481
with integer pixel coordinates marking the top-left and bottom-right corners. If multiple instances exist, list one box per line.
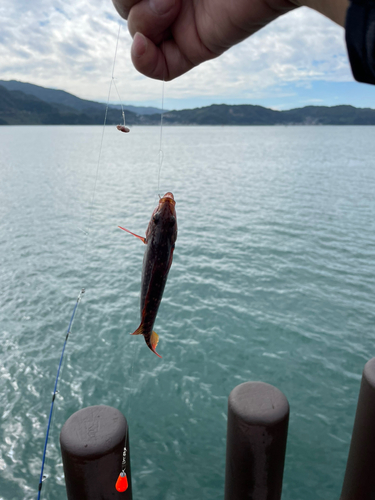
left=150, top=0, right=175, bottom=15
left=132, top=32, right=147, bottom=58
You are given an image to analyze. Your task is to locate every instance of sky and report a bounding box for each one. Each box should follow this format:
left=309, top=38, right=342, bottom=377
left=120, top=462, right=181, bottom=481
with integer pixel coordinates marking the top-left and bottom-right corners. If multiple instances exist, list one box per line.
left=0, top=0, right=374, bottom=110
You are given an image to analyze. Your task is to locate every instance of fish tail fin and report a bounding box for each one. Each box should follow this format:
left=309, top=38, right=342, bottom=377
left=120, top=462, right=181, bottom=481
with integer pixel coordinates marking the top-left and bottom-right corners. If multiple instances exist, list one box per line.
left=131, top=325, right=162, bottom=358
left=147, top=331, right=162, bottom=358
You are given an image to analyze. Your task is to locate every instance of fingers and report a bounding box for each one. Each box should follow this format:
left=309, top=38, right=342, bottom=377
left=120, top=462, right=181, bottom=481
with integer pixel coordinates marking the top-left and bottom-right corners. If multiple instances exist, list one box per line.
left=127, top=0, right=180, bottom=45
left=131, top=33, right=194, bottom=80
left=116, top=0, right=215, bottom=80
left=112, top=0, right=140, bottom=20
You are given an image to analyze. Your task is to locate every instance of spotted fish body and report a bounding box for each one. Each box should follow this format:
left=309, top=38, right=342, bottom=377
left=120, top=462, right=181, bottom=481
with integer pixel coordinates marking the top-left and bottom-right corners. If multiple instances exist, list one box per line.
left=119, top=192, right=177, bottom=357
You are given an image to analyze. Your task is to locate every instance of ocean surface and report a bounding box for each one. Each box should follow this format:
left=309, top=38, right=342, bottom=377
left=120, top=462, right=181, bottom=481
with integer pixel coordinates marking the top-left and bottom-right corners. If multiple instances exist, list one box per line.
left=0, top=125, right=374, bottom=500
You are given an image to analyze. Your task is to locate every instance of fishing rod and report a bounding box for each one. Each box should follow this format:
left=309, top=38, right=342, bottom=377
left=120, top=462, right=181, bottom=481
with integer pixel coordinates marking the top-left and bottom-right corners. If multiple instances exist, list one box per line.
left=37, top=288, right=84, bottom=499
left=36, top=23, right=125, bottom=499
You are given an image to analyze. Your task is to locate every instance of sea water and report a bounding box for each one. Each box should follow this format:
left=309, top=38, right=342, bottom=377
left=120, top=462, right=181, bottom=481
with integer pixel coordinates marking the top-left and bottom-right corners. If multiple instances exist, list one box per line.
left=0, top=125, right=374, bottom=500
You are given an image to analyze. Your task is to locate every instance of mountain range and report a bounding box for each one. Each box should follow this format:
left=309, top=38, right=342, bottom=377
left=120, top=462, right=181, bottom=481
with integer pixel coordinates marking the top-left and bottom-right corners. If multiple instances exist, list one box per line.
left=1, top=80, right=375, bottom=126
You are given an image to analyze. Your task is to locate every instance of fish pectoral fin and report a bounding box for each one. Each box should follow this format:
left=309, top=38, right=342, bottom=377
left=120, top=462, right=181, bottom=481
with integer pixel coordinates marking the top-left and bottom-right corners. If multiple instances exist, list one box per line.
left=130, top=324, right=144, bottom=336
left=118, top=226, right=146, bottom=244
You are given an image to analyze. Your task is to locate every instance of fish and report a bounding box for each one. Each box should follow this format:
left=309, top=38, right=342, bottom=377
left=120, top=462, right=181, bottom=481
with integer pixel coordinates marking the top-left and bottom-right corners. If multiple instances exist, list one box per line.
left=119, top=192, right=177, bottom=358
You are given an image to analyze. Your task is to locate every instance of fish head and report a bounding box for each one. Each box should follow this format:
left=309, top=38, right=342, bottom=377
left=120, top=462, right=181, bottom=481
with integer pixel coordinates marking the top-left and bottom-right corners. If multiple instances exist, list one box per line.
left=161, top=192, right=174, bottom=202
left=147, top=192, right=177, bottom=244
left=158, top=192, right=176, bottom=224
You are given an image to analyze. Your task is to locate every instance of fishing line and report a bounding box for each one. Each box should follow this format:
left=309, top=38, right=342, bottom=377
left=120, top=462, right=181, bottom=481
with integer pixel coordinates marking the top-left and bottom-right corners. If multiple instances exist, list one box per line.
left=37, top=23, right=124, bottom=499
left=112, top=77, right=127, bottom=129
left=115, top=339, right=142, bottom=493
left=84, top=21, right=123, bottom=261
left=117, top=40, right=167, bottom=488
left=157, top=41, right=166, bottom=197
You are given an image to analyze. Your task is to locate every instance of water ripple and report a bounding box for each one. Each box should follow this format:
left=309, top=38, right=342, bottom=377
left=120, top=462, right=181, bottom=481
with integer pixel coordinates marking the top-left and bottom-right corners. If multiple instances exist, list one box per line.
left=0, top=126, right=375, bottom=500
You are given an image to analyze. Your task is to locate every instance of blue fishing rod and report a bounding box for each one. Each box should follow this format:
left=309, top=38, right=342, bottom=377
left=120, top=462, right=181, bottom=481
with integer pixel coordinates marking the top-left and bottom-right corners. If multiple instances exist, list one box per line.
left=36, top=23, right=131, bottom=499
left=37, top=288, right=85, bottom=499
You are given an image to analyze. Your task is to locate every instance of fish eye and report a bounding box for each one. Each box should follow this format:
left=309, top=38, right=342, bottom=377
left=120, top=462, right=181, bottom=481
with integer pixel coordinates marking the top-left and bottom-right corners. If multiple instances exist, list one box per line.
left=170, top=216, right=176, bottom=226
left=153, top=213, right=160, bottom=223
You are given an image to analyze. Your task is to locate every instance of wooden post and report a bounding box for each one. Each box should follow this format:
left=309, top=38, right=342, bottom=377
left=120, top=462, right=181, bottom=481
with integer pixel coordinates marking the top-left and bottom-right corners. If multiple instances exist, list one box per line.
left=225, top=381, right=289, bottom=500
left=60, top=405, right=132, bottom=499
left=340, top=358, right=375, bottom=500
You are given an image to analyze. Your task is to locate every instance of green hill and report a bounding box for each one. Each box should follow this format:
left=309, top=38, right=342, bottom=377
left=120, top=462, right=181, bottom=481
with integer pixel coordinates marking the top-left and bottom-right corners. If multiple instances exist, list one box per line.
left=0, top=85, right=138, bottom=125
left=1, top=80, right=375, bottom=126
left=0, top=80, right=166, bottom=115
left=0, top=80, right=105, bottom=112
left=158, top=104, right=375, bottom=126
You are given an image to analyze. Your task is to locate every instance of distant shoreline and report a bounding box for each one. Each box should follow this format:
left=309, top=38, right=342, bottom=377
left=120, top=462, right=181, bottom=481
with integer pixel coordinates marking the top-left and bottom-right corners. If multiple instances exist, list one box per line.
left=2, top=123, right=375, bottom=127
left=1, top=80, right=375, bottom=126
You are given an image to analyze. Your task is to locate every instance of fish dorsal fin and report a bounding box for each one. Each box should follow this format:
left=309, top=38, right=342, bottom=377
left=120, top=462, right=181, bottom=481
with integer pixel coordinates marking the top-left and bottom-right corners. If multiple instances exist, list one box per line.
left=118, top=226, right=146, bottom=244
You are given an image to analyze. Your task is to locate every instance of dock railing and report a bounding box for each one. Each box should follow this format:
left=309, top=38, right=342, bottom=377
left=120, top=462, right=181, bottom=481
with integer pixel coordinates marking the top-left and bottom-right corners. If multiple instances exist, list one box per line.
left=59, top=358, right=375, bottom=499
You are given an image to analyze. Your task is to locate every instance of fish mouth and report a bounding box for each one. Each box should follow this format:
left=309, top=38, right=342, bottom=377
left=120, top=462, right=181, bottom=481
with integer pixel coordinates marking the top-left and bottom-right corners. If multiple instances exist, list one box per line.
left=160, top=192, right=175, bottom=206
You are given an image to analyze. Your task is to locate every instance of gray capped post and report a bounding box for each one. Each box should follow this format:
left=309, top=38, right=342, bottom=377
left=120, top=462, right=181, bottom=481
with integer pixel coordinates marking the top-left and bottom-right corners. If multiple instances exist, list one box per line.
left=340, top=358, right=375, bottom=500
left=225, top=381, right=289, bottom=500
left=60, top=405, right=132, bottom=500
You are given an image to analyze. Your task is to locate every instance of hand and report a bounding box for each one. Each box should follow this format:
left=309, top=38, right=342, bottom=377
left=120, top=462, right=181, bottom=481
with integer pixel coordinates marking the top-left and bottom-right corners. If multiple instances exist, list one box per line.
left=112, top=0, right=297, bottom=80
left=290, top=0, right=349, bottom=27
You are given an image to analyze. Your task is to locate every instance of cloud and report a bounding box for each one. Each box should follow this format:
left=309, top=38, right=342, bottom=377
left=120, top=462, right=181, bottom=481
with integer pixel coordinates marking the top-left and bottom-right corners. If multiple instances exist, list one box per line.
left=0, top=1, right=354, bottom=105
left=0, top=1, right=124, bottom=94
left=163, top=8, right=351, bottom=100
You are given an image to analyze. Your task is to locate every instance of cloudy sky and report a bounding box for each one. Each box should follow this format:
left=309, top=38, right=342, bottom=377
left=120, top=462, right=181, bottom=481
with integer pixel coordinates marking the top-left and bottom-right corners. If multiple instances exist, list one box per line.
left=1, top=0, right=374, bottom=110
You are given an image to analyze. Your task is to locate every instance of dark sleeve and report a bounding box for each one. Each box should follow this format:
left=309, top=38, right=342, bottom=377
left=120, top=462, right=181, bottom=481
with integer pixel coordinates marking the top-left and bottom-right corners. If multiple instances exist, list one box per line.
left=345, top=0, right=375, bottom=84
